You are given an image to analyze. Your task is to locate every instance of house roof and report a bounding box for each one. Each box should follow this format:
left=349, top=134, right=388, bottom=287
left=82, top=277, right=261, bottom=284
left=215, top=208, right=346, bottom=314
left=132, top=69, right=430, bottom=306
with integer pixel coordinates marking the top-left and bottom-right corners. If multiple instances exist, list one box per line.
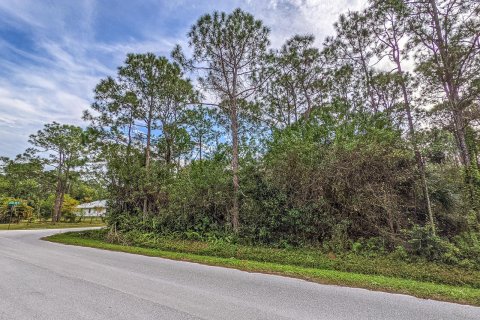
left=76, top=200, right=107, bottom=209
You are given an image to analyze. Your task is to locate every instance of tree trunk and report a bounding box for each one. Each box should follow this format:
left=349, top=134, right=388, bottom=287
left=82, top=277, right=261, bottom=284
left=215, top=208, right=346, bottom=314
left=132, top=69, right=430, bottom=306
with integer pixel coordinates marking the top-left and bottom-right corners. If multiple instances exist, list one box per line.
left=166, top=135, right=172, bottom=165
left=53, top=152, right=64, bottom=223
left=52, top=178, right=63, bottom=223
left=199, top=134, right=202, bottom=161
left=451, top=107, right=470, bottom=166
left=427, top=0, right=480, bottom=210
left=55, top=164, right=71, bottom=223
left=301, top=81, right=313, bottom=120
left=395, top=58, right=436, bottom=235
left=143, top=116, right=152, bottom=219
left=126, top=117, right=133, bottom=159
left=145, top=118, right=152, bottom=168
left=52, top=180, right=66, bottom=223
left=230, top=100, right=240, bottom=233
left=428, top=0, right=471, bottom=168
left=56, top=190, right=66, bottom=222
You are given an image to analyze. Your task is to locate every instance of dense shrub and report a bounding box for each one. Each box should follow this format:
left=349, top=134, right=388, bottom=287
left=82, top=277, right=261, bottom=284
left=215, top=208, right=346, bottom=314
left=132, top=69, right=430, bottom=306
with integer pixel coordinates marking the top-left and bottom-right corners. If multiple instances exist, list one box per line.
left=405, top=225, right=460, bottom=264
left=239, top=108, right=419, bottom=247
left=104, top=107, right=477, bottom=267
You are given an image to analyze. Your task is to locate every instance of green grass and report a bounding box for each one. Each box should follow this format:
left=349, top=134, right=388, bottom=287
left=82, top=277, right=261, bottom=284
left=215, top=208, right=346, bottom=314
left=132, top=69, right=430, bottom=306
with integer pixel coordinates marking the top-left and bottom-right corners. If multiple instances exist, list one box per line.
left=45, top=230, right=480, bottom=306
left=0, top=219, right=105, bottom=230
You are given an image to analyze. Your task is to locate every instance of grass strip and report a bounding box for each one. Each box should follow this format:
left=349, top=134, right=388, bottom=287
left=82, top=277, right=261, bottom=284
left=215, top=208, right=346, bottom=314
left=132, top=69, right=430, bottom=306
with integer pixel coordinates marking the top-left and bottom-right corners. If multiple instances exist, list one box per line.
left=121, top=236, right=480, bottom=288
left=0, top=220, right=105, bottom=230
left=44, top=231, right=480, bottom=307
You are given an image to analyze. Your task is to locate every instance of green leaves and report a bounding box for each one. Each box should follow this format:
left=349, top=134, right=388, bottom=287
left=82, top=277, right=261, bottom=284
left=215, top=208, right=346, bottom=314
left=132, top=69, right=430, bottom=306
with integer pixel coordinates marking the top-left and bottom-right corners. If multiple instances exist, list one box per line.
left=179, top=8, right=270, bottom=106
left=12, top=5, right=476, bottom=257
left=259, top=35, right=326, bottom=127
left=29, top=122, right=87, bottom=169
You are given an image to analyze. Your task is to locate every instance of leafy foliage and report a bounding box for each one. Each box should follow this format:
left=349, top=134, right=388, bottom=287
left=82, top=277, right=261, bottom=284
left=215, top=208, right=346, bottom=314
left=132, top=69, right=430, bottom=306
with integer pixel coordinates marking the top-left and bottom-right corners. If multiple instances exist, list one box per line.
left=3, top=5, right=480, bottom=267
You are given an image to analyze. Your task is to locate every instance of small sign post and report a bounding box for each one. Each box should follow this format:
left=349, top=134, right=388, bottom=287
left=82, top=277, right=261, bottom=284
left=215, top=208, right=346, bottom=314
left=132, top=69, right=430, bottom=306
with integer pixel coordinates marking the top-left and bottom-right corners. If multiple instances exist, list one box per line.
left=7, top=201, right=20, bottom=230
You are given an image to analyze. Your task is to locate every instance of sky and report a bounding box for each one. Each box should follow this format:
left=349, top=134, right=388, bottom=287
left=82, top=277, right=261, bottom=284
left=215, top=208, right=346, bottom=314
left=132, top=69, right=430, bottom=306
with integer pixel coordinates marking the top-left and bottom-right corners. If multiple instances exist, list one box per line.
left=0, top=0, right=366, bottom=158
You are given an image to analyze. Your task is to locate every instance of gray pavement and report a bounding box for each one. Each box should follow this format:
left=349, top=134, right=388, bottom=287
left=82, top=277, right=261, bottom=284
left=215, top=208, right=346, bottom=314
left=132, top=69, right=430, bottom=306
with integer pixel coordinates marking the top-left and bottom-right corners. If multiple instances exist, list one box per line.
left=0, top=228, right=479, bottom=320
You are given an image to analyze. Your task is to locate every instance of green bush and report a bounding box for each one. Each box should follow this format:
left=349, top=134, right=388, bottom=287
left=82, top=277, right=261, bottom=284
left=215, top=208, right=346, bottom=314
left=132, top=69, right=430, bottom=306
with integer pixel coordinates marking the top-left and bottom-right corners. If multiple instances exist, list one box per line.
left=406, top=225, right=460, bottom=264
left=102, top=105, right=479, bottom=266
left=452, top=232, right=480, bottom=269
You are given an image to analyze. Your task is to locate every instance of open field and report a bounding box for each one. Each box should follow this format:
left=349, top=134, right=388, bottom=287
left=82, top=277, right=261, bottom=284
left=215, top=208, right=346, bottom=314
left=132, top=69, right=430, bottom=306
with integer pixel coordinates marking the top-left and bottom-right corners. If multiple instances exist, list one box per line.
left=45, top=230, right=480, bottom=307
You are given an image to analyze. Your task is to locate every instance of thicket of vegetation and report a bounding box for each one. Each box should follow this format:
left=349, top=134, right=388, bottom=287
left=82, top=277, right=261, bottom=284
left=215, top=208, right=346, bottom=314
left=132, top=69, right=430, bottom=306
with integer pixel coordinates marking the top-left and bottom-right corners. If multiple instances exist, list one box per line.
left=0, top=125, right=107, bottom=223
left=2, top=1, right=479, bottom=267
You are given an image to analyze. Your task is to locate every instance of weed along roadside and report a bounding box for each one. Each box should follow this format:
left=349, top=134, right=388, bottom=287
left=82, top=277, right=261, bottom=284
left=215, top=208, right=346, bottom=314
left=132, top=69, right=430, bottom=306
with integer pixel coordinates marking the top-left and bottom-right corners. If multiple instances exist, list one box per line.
left=0, top=219, right=105, bottom=231
left=44, top=230, right=480, bottom=307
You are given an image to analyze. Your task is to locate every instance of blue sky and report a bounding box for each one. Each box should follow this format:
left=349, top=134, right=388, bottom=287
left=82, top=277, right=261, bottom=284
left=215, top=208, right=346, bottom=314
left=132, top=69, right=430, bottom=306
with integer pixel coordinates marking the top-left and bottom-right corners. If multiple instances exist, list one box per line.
left=0, top=0, right=365, bottom=158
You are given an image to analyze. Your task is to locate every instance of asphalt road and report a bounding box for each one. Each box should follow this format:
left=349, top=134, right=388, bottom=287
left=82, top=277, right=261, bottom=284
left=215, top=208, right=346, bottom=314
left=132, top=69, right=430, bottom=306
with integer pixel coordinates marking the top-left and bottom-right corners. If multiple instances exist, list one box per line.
left=0, top=228, right=479, bottom=320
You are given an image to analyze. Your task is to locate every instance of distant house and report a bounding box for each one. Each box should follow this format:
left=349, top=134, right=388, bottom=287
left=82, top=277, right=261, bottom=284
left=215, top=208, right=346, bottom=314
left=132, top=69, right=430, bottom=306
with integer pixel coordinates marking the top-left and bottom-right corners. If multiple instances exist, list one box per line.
left=76, top=200, right=107, bottom=217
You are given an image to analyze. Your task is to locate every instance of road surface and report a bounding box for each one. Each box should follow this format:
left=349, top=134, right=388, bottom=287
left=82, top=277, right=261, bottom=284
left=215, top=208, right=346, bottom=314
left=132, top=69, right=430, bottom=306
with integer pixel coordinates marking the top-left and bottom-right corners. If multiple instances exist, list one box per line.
left=0, top=228, right=479, bottom=320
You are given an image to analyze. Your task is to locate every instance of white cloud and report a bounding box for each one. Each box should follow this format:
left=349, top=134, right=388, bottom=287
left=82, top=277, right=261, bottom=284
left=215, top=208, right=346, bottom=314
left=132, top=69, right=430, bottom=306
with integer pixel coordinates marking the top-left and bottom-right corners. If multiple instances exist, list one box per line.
left=244, top=0, right=367, bottom=47
left=0, top=0, right=367, bottom=158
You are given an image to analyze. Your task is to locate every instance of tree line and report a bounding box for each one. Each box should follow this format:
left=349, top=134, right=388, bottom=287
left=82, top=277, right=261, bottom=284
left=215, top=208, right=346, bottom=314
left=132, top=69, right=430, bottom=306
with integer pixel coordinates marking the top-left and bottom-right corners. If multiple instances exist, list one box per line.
left=1, top=0, right=479, bottom=264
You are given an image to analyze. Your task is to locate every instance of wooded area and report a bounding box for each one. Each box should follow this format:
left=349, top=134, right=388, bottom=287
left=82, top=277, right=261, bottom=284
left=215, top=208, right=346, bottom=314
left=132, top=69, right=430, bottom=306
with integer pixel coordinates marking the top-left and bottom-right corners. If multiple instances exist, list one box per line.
left=1, top=0, right=479, bottom=267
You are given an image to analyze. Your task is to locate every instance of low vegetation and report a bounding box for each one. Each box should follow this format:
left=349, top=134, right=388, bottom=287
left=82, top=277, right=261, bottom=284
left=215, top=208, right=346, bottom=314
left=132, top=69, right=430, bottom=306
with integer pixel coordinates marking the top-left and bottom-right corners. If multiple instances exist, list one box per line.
left=0, top=218, right=104, bottom=230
